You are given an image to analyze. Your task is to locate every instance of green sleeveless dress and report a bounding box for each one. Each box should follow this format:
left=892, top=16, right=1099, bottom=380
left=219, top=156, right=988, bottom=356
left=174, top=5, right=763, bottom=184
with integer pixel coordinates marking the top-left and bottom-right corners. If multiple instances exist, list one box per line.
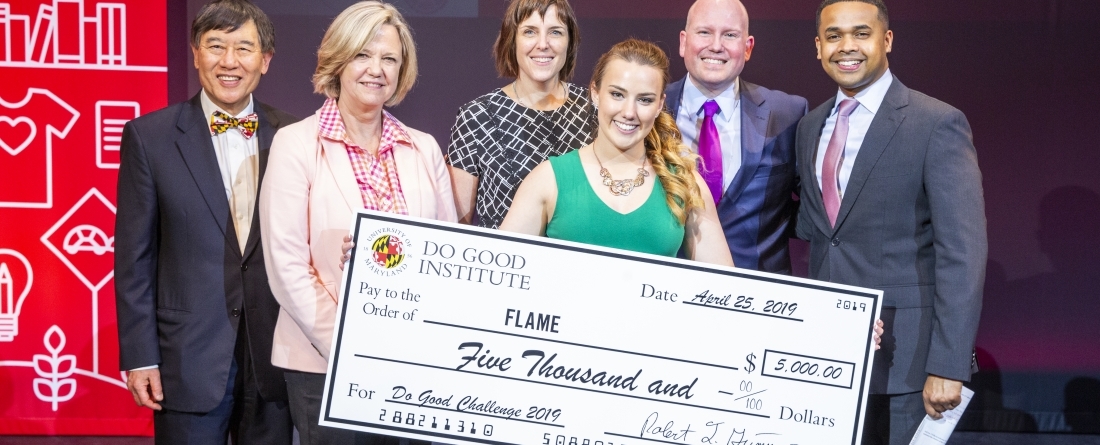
left=545, top=150, right=684, bottom=256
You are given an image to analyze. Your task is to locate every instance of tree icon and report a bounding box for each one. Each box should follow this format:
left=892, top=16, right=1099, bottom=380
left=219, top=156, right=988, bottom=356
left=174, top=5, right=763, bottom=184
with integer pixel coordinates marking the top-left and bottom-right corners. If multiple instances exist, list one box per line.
left=33, top=325, right=77, bottom=411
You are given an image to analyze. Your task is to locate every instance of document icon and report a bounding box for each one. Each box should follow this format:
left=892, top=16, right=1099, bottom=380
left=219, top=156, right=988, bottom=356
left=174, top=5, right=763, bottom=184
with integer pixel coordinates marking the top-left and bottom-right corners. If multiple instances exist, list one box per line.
left=95, top=100, right=138, bottom=169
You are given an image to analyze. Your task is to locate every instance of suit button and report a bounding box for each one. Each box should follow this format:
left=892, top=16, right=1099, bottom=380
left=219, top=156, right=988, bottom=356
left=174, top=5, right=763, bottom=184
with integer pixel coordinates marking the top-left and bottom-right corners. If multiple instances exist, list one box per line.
left=231, top=308, right=241, bottom=317
left=241, top=264, right=248, bottom=271
left=831, top=238, right=841, bottom=247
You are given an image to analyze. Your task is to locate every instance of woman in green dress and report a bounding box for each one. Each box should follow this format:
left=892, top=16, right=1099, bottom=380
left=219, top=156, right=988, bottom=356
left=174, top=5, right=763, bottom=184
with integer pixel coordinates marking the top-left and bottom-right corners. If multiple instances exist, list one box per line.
left=500, top=39, right=734, bottom=265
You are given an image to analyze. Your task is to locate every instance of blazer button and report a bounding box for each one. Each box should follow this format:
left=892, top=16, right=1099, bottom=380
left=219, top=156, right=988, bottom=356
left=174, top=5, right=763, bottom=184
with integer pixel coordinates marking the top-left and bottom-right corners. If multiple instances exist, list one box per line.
left=231, top=308, right=241, bottom=317
left=830, top=238, right=841, bottom=247
left=241, top=264, right=248, bottom=271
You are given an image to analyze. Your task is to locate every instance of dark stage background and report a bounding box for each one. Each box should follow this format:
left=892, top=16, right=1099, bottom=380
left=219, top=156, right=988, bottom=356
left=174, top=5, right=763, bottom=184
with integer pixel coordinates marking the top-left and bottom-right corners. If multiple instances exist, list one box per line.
left=169, top=0, right=1100, bottom=434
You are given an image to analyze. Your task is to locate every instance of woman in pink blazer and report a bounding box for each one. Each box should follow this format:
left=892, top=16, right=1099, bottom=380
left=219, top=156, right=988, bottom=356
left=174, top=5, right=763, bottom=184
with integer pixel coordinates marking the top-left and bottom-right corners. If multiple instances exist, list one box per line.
left=259, top=2, right=456, bottom=444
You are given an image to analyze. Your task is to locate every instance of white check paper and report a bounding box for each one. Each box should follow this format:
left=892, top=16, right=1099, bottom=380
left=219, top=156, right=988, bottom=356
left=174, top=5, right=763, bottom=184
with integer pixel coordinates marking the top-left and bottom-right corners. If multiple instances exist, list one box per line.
left=321, top=211, right=883, bottom=445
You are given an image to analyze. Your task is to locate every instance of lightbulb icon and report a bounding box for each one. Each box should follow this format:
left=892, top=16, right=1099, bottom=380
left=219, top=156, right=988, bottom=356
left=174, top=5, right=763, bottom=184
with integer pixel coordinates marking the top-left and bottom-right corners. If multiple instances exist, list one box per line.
left=0, top=248, right=34, bottom=341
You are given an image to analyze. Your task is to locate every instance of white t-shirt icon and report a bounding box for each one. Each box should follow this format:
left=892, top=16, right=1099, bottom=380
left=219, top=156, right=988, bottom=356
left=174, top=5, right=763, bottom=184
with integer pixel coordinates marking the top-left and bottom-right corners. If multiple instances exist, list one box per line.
left=1, top=88, right=79, bottom=208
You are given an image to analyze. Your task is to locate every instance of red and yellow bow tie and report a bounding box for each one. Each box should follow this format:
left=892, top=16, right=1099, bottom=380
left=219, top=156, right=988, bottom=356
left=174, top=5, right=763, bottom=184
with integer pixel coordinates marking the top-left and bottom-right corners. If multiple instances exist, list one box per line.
left=210, top=111, right=259, bottom=138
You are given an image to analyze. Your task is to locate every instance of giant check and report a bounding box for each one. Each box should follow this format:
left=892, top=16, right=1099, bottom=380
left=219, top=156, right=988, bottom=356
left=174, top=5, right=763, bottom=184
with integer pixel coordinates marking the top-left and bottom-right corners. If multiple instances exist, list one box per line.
left=321, top=211, right=882, bottom=445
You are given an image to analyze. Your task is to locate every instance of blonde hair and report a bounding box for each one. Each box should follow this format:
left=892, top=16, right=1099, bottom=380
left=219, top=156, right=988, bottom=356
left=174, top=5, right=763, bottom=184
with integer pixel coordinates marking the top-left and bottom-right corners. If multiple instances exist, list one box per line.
left=312, top=1, right=418, bottom=106
left=590, top=39, right=703, bottom=224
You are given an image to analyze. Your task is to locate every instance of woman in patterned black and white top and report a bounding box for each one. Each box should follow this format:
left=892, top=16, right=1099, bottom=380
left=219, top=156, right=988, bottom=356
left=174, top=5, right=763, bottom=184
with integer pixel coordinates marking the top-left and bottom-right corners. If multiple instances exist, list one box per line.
left=446, top=0, right=596, bottom=229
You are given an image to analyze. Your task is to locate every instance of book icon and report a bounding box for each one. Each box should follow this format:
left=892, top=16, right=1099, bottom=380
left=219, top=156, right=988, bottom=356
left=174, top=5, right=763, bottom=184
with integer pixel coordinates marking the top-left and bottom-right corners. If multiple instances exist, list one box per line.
left=0, top=0, right=162, bottom=72
left=95, top=100, right=137, bottom=169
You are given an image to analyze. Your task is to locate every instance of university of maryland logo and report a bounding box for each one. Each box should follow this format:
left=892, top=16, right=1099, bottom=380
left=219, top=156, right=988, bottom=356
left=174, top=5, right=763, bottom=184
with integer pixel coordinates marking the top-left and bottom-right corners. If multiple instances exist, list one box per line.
left=364, top=228, right=413, bottom=276
left=371, top=234, right=405, bottom=269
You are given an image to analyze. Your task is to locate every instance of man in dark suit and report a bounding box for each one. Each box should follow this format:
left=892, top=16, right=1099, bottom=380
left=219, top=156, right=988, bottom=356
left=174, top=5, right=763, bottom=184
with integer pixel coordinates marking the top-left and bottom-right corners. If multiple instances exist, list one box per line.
left=666, top=0, right=808, bottom=274
left=796, top=0, right=986, bottom=443
left=114, top=1, right=297, bottom=443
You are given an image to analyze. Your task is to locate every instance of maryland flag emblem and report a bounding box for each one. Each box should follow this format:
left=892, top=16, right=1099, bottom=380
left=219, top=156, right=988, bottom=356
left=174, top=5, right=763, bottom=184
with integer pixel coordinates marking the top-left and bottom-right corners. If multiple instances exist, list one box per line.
left=371, top=234, right=406, bottom=269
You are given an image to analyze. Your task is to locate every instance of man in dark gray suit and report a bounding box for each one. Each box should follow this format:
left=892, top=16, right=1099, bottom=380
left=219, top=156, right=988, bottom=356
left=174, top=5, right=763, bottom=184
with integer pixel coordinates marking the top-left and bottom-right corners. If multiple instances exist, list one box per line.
left=665, top=0, right=808, bottom=274
left=796, top=0, right=986, bottom=443
left=115, top=0, right=296, bottom=443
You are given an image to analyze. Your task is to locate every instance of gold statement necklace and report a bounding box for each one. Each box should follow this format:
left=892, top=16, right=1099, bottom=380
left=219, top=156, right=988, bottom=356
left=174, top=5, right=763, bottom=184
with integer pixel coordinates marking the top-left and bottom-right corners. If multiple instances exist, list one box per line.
left=592, top=147, right=649, bottom=196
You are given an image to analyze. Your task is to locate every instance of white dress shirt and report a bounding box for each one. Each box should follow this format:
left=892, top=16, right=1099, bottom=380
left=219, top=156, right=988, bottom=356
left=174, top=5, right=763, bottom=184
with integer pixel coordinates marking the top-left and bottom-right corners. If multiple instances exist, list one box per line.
left=677, top=77, right=742, bottom=194
left=814, top=69, right=894, bottom=197
left=200, top=89, right=259, bottom=251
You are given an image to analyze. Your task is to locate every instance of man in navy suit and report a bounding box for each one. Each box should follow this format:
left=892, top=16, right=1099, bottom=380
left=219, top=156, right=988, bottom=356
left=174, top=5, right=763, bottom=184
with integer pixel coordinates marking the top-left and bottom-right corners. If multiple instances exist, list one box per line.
left=115, top=1, right=296, bottom=443
left=666, top=0, right=808, bottom=274
left=797, top=0, right=986, bottom=443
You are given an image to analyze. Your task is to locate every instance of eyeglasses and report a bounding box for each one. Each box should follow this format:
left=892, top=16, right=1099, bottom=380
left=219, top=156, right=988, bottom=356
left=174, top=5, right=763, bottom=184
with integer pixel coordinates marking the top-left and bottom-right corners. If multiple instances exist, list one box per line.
left=202, top=44, right=258, bottom=58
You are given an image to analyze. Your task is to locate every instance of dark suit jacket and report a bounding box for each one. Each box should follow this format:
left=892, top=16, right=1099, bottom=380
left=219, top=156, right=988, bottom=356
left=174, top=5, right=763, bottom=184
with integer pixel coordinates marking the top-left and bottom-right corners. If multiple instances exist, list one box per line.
left=666, top=78, right=807, bottom=273
left=795, top=76, right=987, bottom=394
left=115, top=93, right=299, bottom=412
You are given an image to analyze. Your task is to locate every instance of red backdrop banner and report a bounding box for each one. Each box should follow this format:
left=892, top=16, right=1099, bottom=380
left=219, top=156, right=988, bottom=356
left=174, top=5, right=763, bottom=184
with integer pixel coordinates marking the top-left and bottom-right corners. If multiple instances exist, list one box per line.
left=0, top=0, right=165, bottom=435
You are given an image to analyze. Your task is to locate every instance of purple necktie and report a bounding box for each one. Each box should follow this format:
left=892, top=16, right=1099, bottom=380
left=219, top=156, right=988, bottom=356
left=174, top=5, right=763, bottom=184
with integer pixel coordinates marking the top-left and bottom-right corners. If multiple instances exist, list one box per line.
left=698, top=100, right=723, bottom=203
left=821, top=98, right=860, bottom=228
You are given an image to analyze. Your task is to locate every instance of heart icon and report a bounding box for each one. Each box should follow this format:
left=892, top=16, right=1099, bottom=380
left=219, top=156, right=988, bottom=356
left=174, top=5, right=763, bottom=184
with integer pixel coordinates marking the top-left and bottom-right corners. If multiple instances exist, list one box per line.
left=0, top=116, right=37, bottom=156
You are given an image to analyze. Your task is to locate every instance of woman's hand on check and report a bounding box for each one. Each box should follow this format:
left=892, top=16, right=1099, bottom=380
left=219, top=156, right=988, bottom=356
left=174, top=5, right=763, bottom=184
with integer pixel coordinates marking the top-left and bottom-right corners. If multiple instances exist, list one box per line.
left=873, top=319, right=884, bottom=350
left=339, top=234, right=355, bottom=271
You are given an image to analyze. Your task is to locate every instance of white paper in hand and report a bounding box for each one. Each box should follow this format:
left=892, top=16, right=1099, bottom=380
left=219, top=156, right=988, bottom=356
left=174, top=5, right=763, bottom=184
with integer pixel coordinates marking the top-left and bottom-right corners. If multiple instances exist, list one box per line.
left=908, top=386, right=975, bottom=445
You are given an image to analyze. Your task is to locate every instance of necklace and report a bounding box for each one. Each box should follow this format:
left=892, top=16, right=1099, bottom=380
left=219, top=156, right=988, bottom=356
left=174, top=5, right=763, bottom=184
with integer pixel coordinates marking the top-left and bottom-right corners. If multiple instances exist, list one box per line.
left=512, top=80, right=563, bottom=109
left=592, top=147, right=650, bottom=196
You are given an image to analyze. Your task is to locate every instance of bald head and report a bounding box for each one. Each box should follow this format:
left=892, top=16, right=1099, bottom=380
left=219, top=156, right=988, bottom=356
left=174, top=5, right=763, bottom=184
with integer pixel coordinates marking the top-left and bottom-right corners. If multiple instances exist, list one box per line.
left=679, top=0, right=754, bottom=97
left=686, top=0, right=749, bottom=35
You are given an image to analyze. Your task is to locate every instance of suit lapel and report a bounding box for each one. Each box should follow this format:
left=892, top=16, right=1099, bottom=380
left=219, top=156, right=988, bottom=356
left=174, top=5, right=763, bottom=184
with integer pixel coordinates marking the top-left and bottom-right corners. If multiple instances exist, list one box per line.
left=322, top=136, right=362, bottom=213
left=803, top=97, right=836, bottom=237
left=175, top=94, right=239, bottom=256
left=723, top=80, right=766, bottom=204
left=832, top=79, right=908, bottom=230
left=392, top=135, right=422, bottom=216
left=665, top=78, right=685, bottom=117
left=243, top=102, right=280, bottom=260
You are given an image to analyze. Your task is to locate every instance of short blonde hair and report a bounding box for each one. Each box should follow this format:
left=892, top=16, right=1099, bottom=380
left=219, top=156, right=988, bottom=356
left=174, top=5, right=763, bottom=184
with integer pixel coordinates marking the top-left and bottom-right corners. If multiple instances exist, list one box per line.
left=313, top=1, right=418, bottom=106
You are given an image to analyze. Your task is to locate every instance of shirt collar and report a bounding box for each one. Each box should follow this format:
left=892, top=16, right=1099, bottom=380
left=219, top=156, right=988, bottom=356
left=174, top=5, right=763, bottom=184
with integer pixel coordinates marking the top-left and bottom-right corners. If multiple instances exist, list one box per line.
left=831, top=69, right=892, bottom=116
left=317, top=97, right=412, bottom=150
left=381, top=111, right=413, bottom=150
left=200, top=89, right=254, bottom=120
left=681, top=76, right=740, bottom=124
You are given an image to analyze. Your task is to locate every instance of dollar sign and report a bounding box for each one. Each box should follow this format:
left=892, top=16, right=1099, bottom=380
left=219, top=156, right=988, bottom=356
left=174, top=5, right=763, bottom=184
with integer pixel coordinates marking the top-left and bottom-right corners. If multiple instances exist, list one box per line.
left=745, top=353, right=757, bottom=374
